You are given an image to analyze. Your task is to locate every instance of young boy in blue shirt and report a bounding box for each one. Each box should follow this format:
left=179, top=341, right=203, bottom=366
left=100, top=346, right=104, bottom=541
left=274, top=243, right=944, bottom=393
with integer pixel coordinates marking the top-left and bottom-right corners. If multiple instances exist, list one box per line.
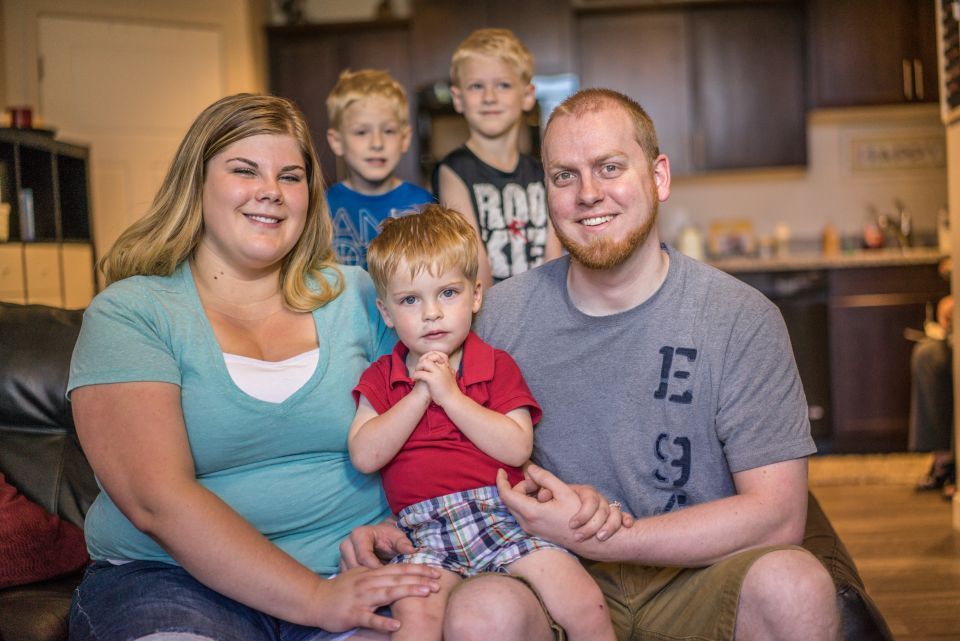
left=348, top=204, right=616, bottom=641
left=326, top=69, right=433, bottom=268
left=433, top=29, right=562, bottom=289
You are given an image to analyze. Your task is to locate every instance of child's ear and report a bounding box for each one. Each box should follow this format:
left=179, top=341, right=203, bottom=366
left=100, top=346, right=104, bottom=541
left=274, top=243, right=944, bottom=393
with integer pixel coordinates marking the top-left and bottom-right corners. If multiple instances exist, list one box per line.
left=450, top=85, right=464, bottom=114
left=326, top=128, right=344, bottom=157
left=375, top=299, right=395, bottom=328
left=522, top=83, right=536, bottom=112
left=401, top=124, right=412, bottom=153
left=472, top=280, right=483, bottom=314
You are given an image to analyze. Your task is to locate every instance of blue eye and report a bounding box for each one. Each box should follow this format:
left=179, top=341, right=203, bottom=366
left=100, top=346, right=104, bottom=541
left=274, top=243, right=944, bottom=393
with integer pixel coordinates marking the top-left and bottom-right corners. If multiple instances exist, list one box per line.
left=441, top=288, right=458, bottom=299
left=400, top=295, right=417, bottom=305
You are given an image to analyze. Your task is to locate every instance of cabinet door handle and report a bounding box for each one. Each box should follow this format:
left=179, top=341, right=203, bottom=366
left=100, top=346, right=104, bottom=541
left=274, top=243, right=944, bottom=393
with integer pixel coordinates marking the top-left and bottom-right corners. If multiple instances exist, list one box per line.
left=914, top=58, right=924, bottom=101
left=902, top=58, right=913, bottom=100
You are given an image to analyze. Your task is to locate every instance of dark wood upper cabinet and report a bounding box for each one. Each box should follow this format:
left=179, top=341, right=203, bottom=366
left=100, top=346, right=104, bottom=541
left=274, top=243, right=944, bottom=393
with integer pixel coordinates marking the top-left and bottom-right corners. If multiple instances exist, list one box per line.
left=267, top=20, right=417, bottom=186
left=577, top=10, right=694, bottom=173
left=809, top=0, right=939, bottom=107
left=577, top=2, right=806, bottom=174
left=688, top=2, right=806, bottom=170
left=410, top=0, right=574, bottom=88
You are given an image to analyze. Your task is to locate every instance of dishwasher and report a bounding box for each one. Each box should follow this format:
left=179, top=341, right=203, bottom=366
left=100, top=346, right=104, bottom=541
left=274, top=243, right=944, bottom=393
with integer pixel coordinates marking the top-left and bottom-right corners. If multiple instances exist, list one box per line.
left=734, top=270, right=832, bottom=450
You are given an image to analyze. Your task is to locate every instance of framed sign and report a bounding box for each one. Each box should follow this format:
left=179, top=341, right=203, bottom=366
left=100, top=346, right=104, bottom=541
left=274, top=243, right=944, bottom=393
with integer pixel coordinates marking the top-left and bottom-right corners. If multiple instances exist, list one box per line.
left=938, top=0, right=960, bottom=124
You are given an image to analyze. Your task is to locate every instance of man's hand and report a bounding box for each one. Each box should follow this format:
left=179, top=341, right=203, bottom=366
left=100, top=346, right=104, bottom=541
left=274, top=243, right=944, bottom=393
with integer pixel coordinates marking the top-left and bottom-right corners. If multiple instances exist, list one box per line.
left=496, top=465, right=632, bottom=545
left=339, top=519, right=415, bottom=570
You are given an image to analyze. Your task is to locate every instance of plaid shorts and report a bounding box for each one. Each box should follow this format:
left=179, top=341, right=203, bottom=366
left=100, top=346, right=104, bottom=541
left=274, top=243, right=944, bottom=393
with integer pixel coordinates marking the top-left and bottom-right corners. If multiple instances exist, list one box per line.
left=392, top=485, right=564, bottom=577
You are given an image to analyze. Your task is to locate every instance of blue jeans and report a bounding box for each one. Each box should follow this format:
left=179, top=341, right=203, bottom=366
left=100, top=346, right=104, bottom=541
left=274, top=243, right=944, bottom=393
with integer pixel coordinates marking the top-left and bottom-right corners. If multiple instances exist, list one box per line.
left=69, top=561, right=359, bottom=641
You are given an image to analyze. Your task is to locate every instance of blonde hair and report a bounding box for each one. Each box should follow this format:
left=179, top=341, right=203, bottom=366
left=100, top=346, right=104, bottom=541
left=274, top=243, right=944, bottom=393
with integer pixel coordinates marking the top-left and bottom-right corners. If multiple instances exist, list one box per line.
left=450, top=28, right=534, bottom=86
left=367, top=204, right=479, bottom=299
left=544, top=88, right=660, bottom=165
left=326, top=69, right=409, bottom=130
left=100, top=93, right=343, bottom=311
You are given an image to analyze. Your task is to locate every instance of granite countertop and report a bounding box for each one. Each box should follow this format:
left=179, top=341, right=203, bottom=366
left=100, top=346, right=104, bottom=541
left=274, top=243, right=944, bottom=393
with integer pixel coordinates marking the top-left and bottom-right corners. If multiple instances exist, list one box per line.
left=709, top=247, right=947, bottom=273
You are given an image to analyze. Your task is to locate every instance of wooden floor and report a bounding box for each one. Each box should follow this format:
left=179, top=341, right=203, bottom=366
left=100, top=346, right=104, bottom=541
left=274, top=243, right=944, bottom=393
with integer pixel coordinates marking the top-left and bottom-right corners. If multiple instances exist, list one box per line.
left=812, top=483, right=960, bottom=641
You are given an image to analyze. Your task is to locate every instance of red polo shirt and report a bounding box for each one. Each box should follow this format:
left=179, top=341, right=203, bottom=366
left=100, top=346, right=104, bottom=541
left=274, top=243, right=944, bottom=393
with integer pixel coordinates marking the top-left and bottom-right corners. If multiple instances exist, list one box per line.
left=353, top=332, right=542, bottom=514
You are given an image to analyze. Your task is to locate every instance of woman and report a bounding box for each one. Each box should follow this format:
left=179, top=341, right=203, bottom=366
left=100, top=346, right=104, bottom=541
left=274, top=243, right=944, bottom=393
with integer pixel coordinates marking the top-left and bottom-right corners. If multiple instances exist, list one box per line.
left=68, top=94, right=439, bottom=640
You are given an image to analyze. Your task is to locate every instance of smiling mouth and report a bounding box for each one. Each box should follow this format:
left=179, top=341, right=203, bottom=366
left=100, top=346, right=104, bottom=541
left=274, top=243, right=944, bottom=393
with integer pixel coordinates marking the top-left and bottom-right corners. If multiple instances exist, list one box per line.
left=245, top=214, right=281, bottom=225
left=580, top=215, right=614, bottom=227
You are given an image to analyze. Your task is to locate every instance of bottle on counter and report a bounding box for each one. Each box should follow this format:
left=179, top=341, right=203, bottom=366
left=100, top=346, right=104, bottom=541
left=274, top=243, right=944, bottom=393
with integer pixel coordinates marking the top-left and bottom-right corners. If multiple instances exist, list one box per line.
left=676, top=225, right=705, bottom=261
left=773, top=222, right=791, bottom=257
left=821, top=223, right=840, bottom=256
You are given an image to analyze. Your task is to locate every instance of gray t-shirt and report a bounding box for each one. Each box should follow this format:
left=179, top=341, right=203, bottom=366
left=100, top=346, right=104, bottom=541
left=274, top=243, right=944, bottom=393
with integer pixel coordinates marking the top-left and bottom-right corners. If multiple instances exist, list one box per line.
left=474, top=246, right=815, bottom=517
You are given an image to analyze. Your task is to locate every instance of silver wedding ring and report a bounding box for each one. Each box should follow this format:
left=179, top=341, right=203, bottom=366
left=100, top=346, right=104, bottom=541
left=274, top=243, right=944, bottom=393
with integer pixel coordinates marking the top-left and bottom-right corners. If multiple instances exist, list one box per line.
left=608, top=500, right=621, bottom=510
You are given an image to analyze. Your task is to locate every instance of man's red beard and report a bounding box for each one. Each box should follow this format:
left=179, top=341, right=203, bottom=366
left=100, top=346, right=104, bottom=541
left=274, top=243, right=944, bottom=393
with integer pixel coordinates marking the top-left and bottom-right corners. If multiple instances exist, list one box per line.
left=553, top=200, right=658, bottom=271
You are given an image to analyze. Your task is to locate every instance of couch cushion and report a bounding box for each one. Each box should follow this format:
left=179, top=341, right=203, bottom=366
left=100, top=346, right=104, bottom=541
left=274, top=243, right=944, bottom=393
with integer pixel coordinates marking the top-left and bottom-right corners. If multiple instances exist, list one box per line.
left=0, top=572, right=81, bottom=641
left=0, top=473, right=88, bottom=589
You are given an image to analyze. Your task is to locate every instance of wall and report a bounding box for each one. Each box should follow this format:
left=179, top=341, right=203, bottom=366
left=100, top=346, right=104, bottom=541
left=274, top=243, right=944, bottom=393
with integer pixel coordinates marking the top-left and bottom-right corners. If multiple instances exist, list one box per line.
left=660, top=104, right=948, bottom=250
left=947, top=118, right=960, bottom=531
left=3, top=0, right=267, bottom=110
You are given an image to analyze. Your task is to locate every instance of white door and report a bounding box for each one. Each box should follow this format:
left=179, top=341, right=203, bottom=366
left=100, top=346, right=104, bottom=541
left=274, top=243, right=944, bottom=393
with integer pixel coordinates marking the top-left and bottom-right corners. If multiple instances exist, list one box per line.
left=38, top=16, right=224, bottom=271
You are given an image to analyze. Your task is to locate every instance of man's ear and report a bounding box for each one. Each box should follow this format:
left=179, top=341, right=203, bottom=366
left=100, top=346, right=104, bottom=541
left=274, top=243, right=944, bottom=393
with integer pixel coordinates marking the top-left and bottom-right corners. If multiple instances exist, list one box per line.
left=326, top=128, right=344, bottom=157
left=375, top=299, right=395, bottom=328
left=652, top=154, right=672, bottom=202
left=450, top=85, right=464, bottom=114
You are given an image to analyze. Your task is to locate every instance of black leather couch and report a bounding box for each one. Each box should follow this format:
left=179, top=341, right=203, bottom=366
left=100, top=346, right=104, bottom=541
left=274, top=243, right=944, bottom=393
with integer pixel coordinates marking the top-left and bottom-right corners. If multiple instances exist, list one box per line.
left=0, top=301, right=893, bottom=641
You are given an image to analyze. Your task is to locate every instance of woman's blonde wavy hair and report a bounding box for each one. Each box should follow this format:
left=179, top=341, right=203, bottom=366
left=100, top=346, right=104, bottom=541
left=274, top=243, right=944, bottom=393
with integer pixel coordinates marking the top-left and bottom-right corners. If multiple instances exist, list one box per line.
left=99, top=93, right=342, bottom=311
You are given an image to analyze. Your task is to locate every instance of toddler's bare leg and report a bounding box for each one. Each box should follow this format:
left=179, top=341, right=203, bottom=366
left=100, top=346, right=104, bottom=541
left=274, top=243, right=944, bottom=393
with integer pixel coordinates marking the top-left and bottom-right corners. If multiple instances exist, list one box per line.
left=508, top=549, right=616, bottom=641
left=390, top=569, right=461, bottom=641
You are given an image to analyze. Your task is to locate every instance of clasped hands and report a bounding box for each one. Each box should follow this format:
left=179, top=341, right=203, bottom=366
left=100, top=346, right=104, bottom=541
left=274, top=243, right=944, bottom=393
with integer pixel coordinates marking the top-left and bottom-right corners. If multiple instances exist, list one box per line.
left=409, top=350, right=459, bottom=407
left=340, top=464, right=635, bottom=571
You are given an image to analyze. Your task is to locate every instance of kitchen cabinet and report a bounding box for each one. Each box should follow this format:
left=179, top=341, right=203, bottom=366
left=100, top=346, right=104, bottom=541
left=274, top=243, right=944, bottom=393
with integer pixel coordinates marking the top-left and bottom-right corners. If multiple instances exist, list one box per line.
left=576, top=10, right=694, bottom=173
left=576, top=2, right=805, bottom=173
left=410, top=0, right=575, bottom=87
left=728, top=258, right=949, bottom=454
left=267, top=20, right=417, bottom=186
left=687, top=3, right=806, bottom=170
left=735, top=269, right=832, bottom=446
left=809, top=0, right=938, bottom=107
left=0, top=128, right=96, bottom=309
left=828, top=264, right=948, bottom=453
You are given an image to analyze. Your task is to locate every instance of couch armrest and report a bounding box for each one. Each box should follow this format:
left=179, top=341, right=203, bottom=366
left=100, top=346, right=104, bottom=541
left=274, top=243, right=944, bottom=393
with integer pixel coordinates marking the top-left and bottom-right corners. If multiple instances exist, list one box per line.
left=0, top=302, right=97, bottom=529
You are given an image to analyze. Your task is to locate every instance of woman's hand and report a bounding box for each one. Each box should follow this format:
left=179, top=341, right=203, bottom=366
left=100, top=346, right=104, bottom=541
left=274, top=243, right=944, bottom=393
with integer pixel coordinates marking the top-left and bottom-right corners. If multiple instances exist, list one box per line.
left=318, top=564, right=442, bottom=633
left=340, top=519, right=415, bottom=570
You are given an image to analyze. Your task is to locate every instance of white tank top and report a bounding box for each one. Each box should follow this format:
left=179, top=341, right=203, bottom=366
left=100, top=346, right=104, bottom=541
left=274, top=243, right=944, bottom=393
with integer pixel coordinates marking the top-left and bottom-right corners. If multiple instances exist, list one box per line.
left=223, top=348, right=320, bottom=403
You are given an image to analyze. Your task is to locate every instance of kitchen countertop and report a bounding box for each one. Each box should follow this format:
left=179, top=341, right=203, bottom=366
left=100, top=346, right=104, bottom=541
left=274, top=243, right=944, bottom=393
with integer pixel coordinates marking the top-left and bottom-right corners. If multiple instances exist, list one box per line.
left=709, top=247, right=947, bottom=273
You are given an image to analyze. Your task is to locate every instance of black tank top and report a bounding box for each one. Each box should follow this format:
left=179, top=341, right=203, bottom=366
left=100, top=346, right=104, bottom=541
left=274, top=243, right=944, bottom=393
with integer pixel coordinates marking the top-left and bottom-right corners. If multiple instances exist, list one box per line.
left=433, top=146, right=549, bottom=283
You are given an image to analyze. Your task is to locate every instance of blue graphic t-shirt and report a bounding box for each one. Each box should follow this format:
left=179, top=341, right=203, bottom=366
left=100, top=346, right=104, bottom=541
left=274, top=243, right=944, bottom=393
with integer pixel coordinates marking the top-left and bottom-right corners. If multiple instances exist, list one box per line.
left=326, top=181, right=434, bottom=269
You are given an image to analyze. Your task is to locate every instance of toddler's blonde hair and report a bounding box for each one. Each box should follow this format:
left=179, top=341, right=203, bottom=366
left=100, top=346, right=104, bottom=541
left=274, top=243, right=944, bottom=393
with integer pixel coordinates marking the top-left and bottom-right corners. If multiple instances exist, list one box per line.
left=367, top=205, right=479, bottom=299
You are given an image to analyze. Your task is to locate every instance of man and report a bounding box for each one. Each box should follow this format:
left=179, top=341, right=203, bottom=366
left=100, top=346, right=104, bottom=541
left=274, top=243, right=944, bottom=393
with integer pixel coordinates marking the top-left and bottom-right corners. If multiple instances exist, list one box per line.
left=343, top=88, right=840, bottom=641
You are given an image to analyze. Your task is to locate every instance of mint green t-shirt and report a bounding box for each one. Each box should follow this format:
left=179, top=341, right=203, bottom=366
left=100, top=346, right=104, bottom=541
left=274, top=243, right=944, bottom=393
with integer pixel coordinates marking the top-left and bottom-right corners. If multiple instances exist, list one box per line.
left=68, top=262, right=394, bottom=575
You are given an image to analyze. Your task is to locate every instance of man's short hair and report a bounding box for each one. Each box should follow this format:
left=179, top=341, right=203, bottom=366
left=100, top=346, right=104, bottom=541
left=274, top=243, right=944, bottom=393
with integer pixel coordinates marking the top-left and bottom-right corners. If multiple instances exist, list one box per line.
left=326, top=69, right=409, bottom=130
left=545, top=88, right=660, bottom=165
left=450, top=28, right=534, bottom=86
left=367, top=205, right=480, bottom=298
